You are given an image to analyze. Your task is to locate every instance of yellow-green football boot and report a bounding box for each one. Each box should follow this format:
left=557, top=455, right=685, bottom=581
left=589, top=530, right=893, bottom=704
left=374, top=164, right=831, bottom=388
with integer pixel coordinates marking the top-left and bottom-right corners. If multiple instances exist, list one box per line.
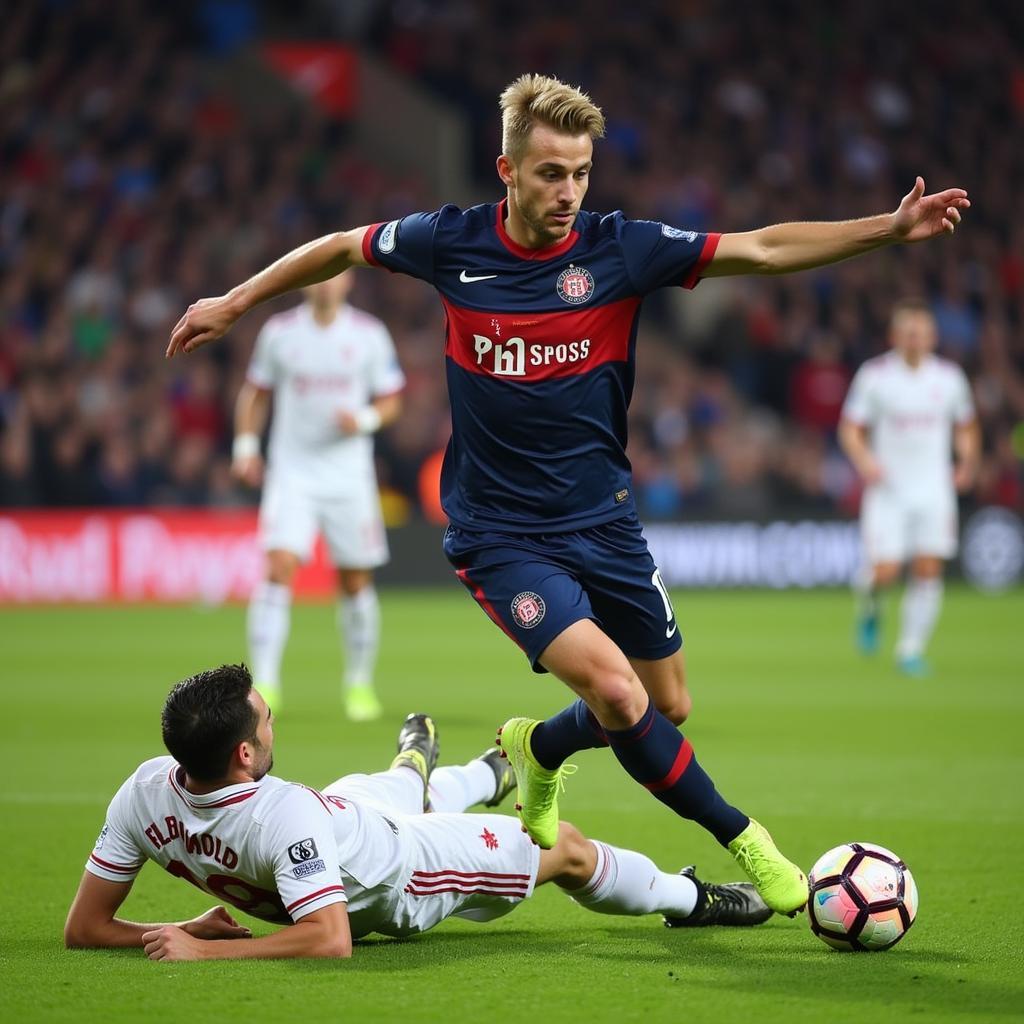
left=496, top=717, right=575, bottom=849
left=727, top=818, right=809, bottom=916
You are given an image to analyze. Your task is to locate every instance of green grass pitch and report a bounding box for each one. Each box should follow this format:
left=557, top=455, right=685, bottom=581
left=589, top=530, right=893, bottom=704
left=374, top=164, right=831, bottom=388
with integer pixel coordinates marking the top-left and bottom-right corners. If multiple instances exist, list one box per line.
left=2, top=586, right=1022, bottom=1023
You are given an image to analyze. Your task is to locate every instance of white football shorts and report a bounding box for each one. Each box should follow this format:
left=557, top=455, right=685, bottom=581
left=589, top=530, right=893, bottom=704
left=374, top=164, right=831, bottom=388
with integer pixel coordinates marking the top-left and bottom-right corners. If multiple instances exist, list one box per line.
left=324, top=772, right=540, bottom=938
left=259, top=478, right=389, bottom=568
left=861, top=487, right=959, bottom=563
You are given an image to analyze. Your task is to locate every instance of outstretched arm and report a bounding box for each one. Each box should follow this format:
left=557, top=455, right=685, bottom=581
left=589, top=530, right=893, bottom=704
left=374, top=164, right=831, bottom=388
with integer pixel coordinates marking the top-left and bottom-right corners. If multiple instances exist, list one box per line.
left=704, top=178, right=970, bottom=278
left=166, top=227, right=372, bottom=359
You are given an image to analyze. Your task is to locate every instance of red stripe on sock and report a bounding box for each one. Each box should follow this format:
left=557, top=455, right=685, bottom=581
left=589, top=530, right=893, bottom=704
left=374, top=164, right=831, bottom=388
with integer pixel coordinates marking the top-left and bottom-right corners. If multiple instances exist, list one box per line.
left=644, top=738, right=694, bottom=792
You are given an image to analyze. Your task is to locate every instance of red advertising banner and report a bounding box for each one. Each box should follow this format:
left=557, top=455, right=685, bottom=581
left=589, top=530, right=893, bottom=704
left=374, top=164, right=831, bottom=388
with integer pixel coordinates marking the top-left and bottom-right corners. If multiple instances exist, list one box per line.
left=0, top=510, right=336, bottom=603
left=262, top=43, right=357, bottom=117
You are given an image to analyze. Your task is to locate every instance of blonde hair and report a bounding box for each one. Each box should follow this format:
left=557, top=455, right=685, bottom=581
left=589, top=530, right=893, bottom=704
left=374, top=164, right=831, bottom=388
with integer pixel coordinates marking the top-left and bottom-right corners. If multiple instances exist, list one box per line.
left=499, top=74, right=605, bottom=162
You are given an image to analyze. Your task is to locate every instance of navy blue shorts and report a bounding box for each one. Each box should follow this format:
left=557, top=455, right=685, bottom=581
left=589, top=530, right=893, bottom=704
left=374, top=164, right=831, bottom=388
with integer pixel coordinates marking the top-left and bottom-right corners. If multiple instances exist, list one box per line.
left=443, top=514, right=683, bottom=672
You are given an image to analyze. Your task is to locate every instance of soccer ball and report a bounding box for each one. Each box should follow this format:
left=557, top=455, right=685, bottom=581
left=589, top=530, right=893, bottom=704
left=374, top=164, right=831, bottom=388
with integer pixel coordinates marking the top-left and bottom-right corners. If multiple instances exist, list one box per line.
left=807, top=842, right=918, bottom=951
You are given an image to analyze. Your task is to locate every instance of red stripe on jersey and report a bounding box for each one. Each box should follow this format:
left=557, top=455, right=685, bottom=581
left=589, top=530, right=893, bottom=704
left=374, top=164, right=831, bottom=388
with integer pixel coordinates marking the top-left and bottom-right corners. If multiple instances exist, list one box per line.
left=681, top=232, right=721, bottom=289
left=89, top=853, right=142, bottom=874
left=441, top=295, right=640, bottom=383
left=286, top=884, right=347, bottom=913
left=455, top=568, right=521, bottom=647
left=168, top=765, right=259, bottom=809
left=411, top=869, right=532, bottom=880
left=297, top=784, right=334, bottom=814
left=644, top=738, right=695, bottom=792
left=495, top=198, right=580, bottom=261
left=202, top=790, right=260, bottom=808
left=362, top=223, right=385, bottom=266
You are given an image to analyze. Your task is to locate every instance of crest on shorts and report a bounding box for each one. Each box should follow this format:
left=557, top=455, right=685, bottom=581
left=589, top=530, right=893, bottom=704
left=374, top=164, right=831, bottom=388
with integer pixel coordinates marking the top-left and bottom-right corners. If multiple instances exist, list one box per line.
left=555, top=265, right=595, bottom=305
left=511, top=591, right=546, bottom=629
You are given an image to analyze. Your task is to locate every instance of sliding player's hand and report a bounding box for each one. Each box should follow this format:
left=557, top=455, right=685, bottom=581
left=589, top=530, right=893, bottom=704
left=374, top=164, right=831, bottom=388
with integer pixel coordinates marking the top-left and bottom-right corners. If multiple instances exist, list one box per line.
left=142, top=924, right=208, bottom=961
left=183, top=905, right=253, bottom=941
left=891, top=177, right=970, bottom=243
left=166, top=294, right=241, bottom=358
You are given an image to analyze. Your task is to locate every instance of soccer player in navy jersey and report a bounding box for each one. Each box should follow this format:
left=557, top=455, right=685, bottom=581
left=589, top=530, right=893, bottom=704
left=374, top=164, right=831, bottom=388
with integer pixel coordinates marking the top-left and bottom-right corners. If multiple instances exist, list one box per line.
left=168, top=74, right=969, bottom=916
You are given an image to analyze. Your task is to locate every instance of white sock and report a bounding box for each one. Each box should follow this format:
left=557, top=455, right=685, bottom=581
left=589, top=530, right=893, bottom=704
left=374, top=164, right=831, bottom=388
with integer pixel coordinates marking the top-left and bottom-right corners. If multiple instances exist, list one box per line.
left=338, top=586, right=380, bottom=688
left=427, top=760, right=497, bottom=813
left=567, top=841, right=698, bottom=918
left=247, top=581, right=292, bottom=688
left=897, top=577, right=943, bottom=659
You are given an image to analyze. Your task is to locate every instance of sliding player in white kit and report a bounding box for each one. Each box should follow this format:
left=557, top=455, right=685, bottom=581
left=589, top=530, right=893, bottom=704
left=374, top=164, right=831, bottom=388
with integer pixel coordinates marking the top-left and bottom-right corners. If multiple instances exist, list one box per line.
left=839, top=299, right=980, bottom=676
left=233, top=272, right=403, bottom=721
left=64, top=664, right=771, bottom=961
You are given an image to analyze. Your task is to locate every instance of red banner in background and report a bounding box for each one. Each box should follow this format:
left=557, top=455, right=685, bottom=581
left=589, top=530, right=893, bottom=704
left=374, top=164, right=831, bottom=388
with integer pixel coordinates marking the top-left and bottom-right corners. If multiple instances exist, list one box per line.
left=0, top=511, right=336, bottom=604
left=262, top=43, right=357, bottom=117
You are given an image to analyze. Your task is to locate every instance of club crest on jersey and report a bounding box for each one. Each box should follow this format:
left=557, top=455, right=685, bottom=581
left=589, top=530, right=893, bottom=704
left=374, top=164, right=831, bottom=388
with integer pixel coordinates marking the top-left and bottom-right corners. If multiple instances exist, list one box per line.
left=511, top=591, right=546, bottom=629
left=556, top=264, right=595, bottom=305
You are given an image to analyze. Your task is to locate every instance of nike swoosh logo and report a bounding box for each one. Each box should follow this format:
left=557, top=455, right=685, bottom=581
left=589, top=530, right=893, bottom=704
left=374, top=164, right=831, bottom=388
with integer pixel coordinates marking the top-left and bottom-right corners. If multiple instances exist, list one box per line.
left=666, top=623, right=678, bottom=639
left=459, top=271, right=498, bottom=283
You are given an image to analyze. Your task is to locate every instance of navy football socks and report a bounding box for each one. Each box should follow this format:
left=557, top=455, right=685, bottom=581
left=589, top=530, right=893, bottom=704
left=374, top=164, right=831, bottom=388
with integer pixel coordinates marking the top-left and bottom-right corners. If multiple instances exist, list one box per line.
left=530, top=698, right=608, bottom=770
left=604, top=700, right=749, bottom=847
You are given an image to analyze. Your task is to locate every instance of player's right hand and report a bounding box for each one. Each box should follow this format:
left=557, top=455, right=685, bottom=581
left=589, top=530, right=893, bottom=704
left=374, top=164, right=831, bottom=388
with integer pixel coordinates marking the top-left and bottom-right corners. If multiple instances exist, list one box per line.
left=166, top=294, right=242, bottom=359
left=232, top=454, right=264, bottom=488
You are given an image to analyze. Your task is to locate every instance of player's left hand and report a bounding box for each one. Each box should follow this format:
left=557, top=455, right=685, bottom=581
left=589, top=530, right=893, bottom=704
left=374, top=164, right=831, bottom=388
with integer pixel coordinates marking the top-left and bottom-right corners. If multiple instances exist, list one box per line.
left=891, top=177, right=970, bottom=243
left=142, top=924, right=209, bottom=961
left=183, top=905, right=253, bottom=941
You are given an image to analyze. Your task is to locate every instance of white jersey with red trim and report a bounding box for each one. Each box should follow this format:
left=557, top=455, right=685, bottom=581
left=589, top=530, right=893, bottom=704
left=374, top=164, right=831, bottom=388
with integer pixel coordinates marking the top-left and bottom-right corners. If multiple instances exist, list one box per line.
left=841, top=352, right=974, bottom=498
left=86, top=757, right=537, bottom=938
left=246, top=302, right=404, bottom=496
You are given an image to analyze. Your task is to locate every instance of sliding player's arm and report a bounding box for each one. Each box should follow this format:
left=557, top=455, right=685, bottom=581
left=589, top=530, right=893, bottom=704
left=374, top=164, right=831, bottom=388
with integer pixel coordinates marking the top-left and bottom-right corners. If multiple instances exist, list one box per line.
left=166, top=227, right=373, bottom=358
left=953, top=418, right=981, bottom=492
left=140, top=902, right=351, bottom=961
left=703, top=178, right=969, bottom=278
left=64, top=871, right=252, bottom=949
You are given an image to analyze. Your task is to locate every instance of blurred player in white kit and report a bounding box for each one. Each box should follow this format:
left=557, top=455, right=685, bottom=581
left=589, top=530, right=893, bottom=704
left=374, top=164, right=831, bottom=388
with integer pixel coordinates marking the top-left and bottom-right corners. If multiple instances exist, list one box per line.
left=839, top=299, right=980, bottom=676
left=232, top=272, right=404, bottom=720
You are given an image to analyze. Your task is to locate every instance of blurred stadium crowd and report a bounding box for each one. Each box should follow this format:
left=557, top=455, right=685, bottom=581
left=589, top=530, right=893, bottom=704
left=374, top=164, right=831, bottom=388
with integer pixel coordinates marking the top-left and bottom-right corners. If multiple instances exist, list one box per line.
left=2, top=0, right=1022, bottom=520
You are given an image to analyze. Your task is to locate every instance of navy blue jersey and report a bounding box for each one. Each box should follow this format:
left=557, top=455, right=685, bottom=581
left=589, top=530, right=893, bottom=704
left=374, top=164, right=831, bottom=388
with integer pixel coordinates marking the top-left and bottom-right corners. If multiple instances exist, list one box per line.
left=363, top=200, right=719, bottom=532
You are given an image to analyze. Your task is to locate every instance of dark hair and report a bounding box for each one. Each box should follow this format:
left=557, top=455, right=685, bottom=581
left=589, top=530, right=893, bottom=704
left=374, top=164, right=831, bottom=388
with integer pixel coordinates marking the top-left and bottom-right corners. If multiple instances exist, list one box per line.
left=161, top=664, right=259, bottom=781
